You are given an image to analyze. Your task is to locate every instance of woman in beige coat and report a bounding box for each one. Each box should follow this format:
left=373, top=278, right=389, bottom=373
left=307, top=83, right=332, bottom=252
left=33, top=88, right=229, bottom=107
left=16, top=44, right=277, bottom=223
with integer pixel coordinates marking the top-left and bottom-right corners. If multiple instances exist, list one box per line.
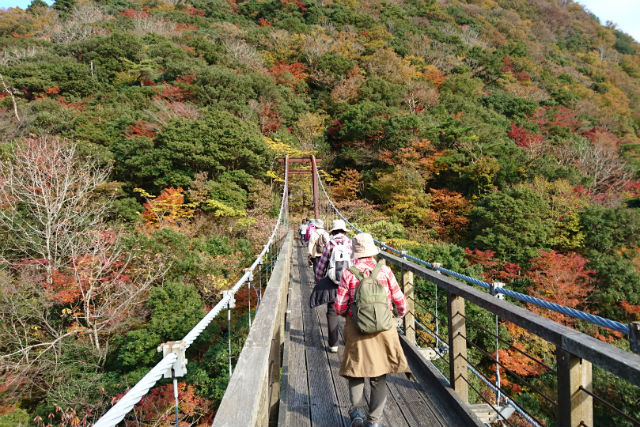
left=334, top=233, right=410, bottom=427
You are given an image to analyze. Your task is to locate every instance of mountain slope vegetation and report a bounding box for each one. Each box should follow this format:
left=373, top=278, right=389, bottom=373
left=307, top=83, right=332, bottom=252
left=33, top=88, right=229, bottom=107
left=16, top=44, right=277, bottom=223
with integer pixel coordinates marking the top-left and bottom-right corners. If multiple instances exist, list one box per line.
left=1, top=0, right=639, bottom=425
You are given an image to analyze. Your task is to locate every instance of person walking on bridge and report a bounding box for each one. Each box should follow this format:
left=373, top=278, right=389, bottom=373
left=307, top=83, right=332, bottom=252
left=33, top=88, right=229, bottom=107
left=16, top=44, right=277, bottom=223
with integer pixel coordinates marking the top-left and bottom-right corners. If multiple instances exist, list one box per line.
left=312, top=219, right=352, bottom=353
left=307, top=219, right=329, bottom=271
left=335, top=233, right=410, bottom=427
left=299, top=218, right=309, bottom=245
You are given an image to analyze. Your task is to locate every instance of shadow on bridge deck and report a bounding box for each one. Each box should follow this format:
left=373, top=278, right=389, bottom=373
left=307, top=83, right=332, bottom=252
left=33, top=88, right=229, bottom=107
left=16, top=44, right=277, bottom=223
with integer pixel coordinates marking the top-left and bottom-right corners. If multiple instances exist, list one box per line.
left=278, top=241, right=483, bottom=427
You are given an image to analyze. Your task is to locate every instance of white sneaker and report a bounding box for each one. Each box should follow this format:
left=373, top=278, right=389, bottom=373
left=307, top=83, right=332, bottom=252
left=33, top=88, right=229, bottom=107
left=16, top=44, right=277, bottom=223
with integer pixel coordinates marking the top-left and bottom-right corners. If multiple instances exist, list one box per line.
left=329, top=346, right=338, bottom=353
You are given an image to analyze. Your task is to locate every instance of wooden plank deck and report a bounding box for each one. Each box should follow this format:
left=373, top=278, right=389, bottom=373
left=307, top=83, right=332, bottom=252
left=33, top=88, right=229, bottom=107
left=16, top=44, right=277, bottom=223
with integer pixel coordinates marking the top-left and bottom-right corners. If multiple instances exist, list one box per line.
left=278, top=241, right=483, bottom=427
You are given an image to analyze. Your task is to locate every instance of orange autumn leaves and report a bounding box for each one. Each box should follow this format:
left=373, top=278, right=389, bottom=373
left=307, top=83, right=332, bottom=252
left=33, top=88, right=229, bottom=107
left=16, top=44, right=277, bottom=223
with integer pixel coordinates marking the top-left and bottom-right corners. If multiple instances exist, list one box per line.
left=377, top=139, right=469, bottom=237
left=137, top=187, right=195, bottom=226
left=467, top=249, right=597, bottom=393
left=119, top=382, right=212, bottom=427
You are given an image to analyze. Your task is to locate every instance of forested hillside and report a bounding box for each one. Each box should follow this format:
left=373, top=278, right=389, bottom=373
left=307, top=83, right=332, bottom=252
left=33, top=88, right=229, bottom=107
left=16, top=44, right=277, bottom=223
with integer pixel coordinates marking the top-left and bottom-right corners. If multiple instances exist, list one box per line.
left=1, top=0, right=639, bottom=425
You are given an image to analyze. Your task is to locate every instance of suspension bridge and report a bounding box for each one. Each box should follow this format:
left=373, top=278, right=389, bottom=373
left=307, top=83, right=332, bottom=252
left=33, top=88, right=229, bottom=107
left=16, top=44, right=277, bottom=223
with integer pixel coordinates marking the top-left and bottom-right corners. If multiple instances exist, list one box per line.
left=94, top=157, right=640, bottom=427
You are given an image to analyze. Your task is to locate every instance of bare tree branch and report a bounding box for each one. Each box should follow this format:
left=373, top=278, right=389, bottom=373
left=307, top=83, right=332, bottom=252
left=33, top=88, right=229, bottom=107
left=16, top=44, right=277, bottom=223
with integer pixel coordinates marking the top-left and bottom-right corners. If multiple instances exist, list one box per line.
left=0, top=136, right=167, bottom=405
left=0, top=72, right=21, bottom=122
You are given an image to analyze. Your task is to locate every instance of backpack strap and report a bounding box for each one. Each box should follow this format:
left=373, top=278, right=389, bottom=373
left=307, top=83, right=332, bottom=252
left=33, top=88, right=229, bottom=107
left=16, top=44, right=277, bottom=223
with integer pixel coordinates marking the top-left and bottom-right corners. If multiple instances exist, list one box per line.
left=348, top=266, right=363, bottom=281
left=348, top=259, right=384, bottom=282
left=371, top=259, right=385, bottom=279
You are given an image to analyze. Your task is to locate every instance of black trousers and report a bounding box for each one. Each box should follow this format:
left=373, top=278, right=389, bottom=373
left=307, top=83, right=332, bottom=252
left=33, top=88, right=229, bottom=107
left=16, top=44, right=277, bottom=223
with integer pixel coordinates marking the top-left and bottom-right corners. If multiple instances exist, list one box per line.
left=327, top=302, right=339, bottom=347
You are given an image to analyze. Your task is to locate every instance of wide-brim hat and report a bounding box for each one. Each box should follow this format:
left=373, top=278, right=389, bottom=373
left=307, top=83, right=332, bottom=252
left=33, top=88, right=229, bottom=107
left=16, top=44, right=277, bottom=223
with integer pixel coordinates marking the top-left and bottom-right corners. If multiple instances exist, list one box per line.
left=352, top=233, right=379, bottom=258
left=314, top=218, right=324, bottom=228
left=329, top=219, right=349, bottom=234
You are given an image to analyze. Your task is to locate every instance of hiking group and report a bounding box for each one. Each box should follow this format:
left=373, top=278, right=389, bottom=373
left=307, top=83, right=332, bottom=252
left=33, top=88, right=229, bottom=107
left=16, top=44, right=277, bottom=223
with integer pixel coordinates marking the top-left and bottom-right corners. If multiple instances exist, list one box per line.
left=301, top=218, right=410, bottom=427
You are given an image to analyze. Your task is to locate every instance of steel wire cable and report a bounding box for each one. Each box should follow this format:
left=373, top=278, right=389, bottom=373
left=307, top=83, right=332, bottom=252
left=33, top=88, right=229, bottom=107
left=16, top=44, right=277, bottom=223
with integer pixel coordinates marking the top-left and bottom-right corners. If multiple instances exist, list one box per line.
left=460, top=333, right=558, bottom=407
left=578, top=386, right=640, bottom=427
left=465, top=364, right=543, bottom=427
left=315, top=171, right=629, bottom=335
left=415, top=319, right=449, bottom=351
left=460, top=353, right=545, bottom=427
left=94, top=160, right=290, bottom=427
left=458, top=312, right=553, bottom=371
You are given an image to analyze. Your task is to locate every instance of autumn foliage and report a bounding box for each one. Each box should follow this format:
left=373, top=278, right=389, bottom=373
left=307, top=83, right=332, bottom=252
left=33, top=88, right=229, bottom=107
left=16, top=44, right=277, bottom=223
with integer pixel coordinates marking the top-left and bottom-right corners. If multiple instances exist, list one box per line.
left=269, top=62, right=307, bottom=87
left=331, top=169, right=361, bottom=201
left=140, top=187, right=195, bottom=225
left=428, top=188, right=470, bottom=239
left=126, top=119, right=157, bottom=138
left=120, top=383, right=212, bottom=427
left=464, top=248, right=521, bottom=283
left=508, top=123, right=544, bottom=149
left=491, top=346, right=547, bottom=394
left=423, top=65, right=447, bottom=88
left=259, top=100, right=282, bottom=135
left=526, top=250, right=594, bottom=325
left=2, top=0, right=640, bottom=424
left=119, top=9, right=151, bottom=19
left=378, top=139, right=439, bottom=176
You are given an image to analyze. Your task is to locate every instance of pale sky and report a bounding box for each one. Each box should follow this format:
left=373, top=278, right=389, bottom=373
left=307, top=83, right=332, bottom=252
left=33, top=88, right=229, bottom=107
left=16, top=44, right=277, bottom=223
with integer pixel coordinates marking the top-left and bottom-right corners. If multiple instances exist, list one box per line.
left=577, top=0, right=640, bottom=42
left=0, top=0, right=638, bottom=42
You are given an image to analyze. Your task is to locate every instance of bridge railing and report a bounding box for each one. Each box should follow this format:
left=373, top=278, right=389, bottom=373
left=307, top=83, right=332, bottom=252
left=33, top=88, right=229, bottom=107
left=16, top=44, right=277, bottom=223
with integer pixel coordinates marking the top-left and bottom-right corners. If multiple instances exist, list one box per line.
left=379, top=250, right=640, bottom=427
left=93, top=161, right=290, bottom=427
left=212, top=231, right=293, bottom=427
left=312, top=163, right=640, bottom=427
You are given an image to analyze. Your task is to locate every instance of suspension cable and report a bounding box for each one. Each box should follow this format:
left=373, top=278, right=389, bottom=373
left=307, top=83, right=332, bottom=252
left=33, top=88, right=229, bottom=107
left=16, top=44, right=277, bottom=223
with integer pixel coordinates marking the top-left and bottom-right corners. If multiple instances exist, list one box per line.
left=94, top=159, right=290, bottom=427
left=314, top=170, right=630, bottom=336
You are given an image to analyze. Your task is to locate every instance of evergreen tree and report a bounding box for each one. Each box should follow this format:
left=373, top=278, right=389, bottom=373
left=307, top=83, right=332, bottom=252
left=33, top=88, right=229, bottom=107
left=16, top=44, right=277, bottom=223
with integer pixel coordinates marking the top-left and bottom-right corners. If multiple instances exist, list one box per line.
left=27, top=0, right=48, bottom=12
left=53, top=0, right=76, bottom=16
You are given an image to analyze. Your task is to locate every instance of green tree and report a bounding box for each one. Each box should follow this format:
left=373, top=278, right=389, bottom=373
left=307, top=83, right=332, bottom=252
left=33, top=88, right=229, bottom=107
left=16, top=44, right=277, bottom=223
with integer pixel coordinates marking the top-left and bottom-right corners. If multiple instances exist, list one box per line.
left=110, top=281, right=204, bottom=373
left=113, top=109, right=271, bottom=191
left=587, top=251, right=640, bottom=318
left=469, top=186, right=552, bottom=264
left=580, top=205, right=640, bottom=254
left=27, top=0, right=48, bottom=11
left=53, top=0, right=76, bottom=16
left=481, top=91, right=537, bottom=119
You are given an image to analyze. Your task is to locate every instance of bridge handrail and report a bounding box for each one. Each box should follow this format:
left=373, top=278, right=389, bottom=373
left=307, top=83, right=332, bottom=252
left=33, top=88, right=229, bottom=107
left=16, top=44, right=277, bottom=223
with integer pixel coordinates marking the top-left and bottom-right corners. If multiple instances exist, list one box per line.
left=94, top=160, right=290, bottom=427
left=315, top=173, right=630, bottom=336
left=212, top=231, right=293, bottom=427
left=379, top=250, right=640, bottom=388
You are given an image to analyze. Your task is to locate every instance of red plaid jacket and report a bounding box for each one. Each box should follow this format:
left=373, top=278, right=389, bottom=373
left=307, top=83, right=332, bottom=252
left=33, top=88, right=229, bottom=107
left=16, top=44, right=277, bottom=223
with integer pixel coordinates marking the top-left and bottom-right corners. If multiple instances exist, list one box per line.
left=334, top=257, right=407, bottom=318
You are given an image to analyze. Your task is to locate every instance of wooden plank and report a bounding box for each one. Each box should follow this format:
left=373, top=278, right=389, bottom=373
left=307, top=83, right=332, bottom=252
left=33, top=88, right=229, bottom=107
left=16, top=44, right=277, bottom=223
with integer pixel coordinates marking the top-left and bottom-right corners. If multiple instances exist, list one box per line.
left=310, top=265, right=409, bottom=427
left=281, top=246, right=311, bottom=427
left=313, top=304, right=351, bottom=427
left=359, top=374, right=411, bottom=427
left=297, top=248, right=343, bottom=427
left=557, top=349, right=593, bottom=427
left=399, top=336, right=484, bottom=427
left=277, top=283, right=292, bottom=427
left=315, top=304, right=414, bottom=427
left=402, top=268, right=416, bottom=345
left=313, top=294, right=410, bottom=427
left=447, top=293, right=468, bottom=403
left=280, top=243, right=484, bottom=427
left=385, top=373, right=445, bottom=427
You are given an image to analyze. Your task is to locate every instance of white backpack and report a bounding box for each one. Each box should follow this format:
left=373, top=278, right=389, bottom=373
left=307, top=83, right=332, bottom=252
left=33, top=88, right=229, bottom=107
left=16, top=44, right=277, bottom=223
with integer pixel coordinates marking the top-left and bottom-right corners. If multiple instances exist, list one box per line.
left=327, top=240, right=352, bottom=284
